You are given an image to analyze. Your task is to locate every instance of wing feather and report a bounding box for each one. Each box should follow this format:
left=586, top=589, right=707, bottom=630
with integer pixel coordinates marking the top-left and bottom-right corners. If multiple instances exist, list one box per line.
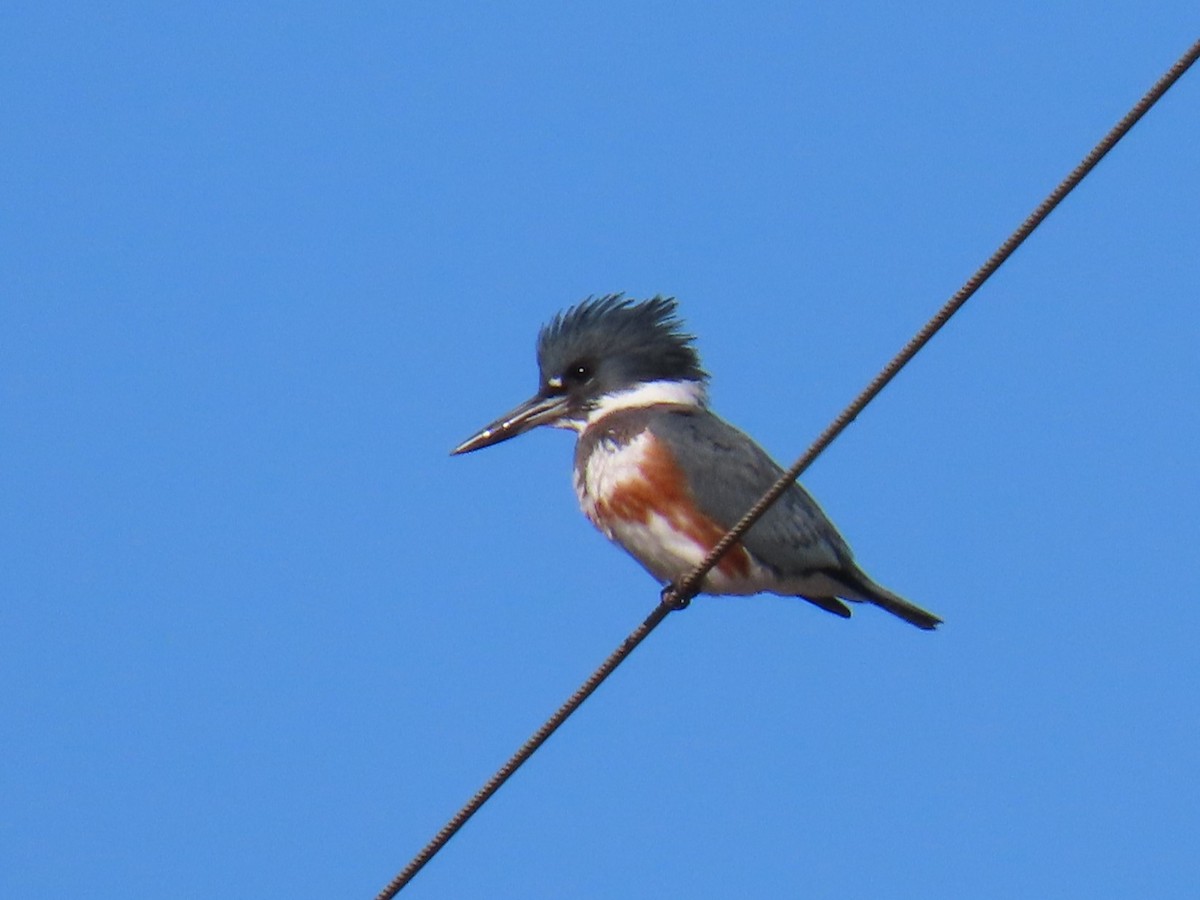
left=648, top=409, right=852, bottom=576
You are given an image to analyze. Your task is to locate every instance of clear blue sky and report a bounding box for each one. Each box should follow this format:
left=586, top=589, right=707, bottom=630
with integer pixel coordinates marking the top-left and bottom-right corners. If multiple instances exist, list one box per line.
left=3, top=4, right=1198, bottom=898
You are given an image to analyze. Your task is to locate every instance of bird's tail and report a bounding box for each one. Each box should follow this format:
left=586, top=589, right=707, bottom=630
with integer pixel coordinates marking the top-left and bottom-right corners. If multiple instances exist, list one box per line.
left=838, top=566, right=942, bottom=630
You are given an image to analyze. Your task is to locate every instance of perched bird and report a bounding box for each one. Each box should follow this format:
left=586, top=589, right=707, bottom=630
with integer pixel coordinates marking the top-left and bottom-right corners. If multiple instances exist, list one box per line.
left=452, top=295, right=941, bottom=630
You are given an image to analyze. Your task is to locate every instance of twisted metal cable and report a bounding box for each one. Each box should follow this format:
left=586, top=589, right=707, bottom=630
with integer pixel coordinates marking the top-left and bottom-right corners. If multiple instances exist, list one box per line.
left=673, top=34, right=1200, bottom=604
left=372, top=597, right=682, bottom=900
left=376, top=36, right=1200, bottom=899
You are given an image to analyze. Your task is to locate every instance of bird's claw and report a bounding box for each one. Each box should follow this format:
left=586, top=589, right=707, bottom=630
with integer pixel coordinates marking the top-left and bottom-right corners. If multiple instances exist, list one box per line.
left=660, top=583, right=691, bottom=611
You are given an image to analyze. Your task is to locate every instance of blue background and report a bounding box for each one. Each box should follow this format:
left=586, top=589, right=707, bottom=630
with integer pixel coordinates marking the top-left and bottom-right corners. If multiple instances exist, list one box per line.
left=3, top=4, right=1198, bottom=898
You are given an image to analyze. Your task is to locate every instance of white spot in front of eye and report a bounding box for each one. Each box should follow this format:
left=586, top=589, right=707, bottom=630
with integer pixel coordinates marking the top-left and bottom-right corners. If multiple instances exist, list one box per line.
left=547, top=376, right=563, bottom=388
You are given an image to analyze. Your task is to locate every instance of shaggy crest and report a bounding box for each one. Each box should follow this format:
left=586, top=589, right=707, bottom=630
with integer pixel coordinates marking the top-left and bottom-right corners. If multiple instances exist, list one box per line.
left=536, top=294, right=708, bottom=391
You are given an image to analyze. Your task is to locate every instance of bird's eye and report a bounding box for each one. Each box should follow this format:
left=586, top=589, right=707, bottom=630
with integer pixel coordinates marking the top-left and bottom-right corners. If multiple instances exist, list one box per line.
left=565, top=363, right=592, bottom=384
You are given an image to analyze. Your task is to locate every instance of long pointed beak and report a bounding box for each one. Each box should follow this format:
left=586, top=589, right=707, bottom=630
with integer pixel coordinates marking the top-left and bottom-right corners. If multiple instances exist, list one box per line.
left=451, top=392, right=571, bottom=455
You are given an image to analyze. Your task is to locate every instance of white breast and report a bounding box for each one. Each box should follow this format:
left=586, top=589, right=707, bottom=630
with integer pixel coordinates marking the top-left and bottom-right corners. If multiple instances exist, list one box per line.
left=573, top=431, right=652, bottom=537
left=573, top=430, right=771, bottom=593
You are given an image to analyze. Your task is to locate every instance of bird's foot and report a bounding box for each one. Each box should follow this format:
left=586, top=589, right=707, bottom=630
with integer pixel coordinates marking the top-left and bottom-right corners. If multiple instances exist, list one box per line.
left=660, top=582, right=691, bottom=611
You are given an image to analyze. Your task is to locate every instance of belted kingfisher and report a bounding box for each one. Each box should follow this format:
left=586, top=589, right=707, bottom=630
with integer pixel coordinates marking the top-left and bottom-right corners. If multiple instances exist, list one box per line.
left=452, top=295, right=941, bottom=630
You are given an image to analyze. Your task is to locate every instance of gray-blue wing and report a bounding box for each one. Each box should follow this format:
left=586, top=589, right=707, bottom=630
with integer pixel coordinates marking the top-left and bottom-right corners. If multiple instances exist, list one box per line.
left=647, top=408, right=854, bottom=576
left=648, top=407, right=943, bottom=630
